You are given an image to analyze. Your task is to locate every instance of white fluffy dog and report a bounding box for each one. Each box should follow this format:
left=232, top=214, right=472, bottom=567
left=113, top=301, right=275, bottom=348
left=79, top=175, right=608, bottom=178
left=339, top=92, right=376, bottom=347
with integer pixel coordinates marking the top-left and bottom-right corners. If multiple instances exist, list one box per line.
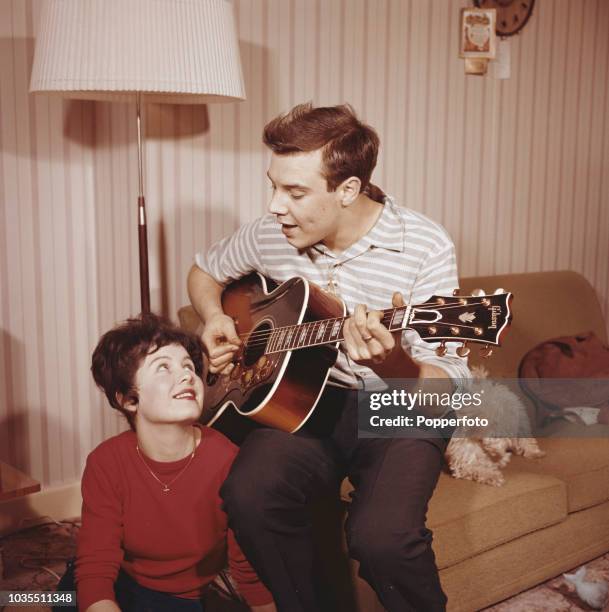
left=445, top=367, right=545, bottom=486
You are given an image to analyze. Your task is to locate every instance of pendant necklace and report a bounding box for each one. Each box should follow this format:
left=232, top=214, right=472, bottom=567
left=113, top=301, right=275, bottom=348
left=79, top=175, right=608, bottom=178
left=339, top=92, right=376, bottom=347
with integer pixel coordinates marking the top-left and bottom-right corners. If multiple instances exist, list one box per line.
left=136, top=427, right=197, bottom=493
left=324, top=251, right=338, bottom=294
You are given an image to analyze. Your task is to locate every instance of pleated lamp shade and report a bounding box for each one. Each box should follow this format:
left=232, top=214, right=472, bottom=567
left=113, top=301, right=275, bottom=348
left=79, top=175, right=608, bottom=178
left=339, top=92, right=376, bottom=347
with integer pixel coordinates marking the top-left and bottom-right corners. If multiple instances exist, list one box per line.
left=30, top=0, right=246, bottom=104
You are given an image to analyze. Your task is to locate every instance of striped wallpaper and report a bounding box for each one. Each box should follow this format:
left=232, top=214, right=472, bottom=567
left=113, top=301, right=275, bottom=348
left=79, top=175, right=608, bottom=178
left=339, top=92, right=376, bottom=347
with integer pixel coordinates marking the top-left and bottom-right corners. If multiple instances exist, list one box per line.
left=0, top=0, right=607, bottom=488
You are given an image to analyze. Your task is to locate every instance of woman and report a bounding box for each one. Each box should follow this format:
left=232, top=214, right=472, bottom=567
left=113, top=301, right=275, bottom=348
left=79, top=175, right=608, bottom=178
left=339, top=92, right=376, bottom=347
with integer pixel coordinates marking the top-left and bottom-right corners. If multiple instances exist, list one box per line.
left=67, top=313, right=274, bottom=612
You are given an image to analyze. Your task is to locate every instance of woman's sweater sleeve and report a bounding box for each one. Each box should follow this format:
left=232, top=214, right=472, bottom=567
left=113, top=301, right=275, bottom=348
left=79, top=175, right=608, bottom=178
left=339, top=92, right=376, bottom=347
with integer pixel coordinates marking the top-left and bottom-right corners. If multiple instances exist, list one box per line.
left=75, top=447, right=124, bottom=611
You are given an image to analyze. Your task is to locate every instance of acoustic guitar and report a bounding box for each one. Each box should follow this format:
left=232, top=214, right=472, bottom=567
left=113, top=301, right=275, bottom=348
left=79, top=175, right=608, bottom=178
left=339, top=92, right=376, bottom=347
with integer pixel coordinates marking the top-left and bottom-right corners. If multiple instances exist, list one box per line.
left=201, top=273, right=512, bottom=441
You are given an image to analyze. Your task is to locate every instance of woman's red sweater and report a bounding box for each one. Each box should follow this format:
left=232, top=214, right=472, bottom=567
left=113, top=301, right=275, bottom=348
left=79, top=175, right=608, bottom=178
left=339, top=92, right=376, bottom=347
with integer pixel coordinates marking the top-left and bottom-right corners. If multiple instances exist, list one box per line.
left=75, top=425, right=272, bottom=611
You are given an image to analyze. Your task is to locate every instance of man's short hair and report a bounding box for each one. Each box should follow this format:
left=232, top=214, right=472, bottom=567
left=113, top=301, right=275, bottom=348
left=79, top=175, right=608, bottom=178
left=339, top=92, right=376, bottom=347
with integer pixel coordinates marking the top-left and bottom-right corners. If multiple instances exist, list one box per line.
left=263, top=102, right=383, bottom=199
left=91, top=313, right=205, bottom=429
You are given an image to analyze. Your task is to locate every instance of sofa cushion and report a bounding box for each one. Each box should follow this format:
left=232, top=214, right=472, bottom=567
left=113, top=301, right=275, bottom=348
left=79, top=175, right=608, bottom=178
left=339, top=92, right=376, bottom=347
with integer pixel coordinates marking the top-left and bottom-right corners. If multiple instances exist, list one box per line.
left=340, top=470, right=567, bottom=569
left=429, top=471, right=567, bottom=569
left=507, top=435, right=609, bottom=512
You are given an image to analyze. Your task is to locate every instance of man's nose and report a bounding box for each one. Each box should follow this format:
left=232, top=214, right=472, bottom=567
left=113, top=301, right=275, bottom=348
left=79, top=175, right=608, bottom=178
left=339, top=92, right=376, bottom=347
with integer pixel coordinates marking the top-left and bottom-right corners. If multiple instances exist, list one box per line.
left=268, top=191, right=289, bottom=215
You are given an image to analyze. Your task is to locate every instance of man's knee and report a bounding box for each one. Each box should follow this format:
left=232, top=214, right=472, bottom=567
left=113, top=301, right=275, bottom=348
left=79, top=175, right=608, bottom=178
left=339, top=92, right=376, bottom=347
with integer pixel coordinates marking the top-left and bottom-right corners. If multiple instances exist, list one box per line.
left=220, top=464, right=257, bottom=513
left=220, top=454, right=278, bottom=515
left=220, top=430, right=308, bottom=518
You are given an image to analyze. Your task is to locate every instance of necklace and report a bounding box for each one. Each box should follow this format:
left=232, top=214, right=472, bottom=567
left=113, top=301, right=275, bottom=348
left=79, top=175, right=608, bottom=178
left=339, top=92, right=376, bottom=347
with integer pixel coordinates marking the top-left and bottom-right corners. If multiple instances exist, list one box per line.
left=136, top=427, right=197, bottom=493
left=324, top=251, right=338, bottom=294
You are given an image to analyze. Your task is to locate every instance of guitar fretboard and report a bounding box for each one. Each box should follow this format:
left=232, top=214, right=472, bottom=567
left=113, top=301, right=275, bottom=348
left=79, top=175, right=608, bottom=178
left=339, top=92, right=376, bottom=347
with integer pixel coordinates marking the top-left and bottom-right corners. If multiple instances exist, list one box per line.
left=239, top=292, right=508, bottom=356
left=261, top=307, right=409, bottom=354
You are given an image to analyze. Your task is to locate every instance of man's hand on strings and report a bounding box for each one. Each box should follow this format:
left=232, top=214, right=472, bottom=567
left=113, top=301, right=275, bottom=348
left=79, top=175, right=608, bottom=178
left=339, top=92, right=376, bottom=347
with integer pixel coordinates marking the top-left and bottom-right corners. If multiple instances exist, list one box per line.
left=201, top=313, right=241, bottom=375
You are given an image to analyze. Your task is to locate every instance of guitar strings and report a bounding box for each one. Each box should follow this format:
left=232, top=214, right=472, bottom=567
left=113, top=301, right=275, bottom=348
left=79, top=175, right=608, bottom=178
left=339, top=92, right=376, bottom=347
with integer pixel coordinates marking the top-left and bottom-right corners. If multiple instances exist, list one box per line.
left=240, top=319, right=485, bottom=351
left=237, top=305, right=491, bottom=346
left=235, top=299, right=494, bottom=344
left=235, top=300, right=491, bottom=341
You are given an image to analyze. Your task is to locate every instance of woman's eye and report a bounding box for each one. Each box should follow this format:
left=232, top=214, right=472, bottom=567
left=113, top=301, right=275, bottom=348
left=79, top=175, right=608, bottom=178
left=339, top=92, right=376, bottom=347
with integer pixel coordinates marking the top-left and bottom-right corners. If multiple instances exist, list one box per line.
left=291, top=193, right=304, bottom=200
left=157, top=363, right=170, bottom=372
left=184, top=363, right=195, bottom=371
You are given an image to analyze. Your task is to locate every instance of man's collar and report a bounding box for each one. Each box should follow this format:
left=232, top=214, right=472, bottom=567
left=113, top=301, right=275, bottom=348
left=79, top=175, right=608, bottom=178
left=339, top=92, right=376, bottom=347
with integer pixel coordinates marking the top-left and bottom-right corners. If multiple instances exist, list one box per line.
left=308, top=197, right=404, bottom=261
left=363, top=196, right=404, bottom=252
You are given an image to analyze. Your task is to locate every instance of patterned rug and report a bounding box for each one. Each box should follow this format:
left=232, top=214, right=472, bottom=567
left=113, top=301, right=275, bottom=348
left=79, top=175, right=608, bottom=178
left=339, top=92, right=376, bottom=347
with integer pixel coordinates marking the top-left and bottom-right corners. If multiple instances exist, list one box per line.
left=1, top=520, right=608, bottom=611
left=481, top=553, right=609, bottom=612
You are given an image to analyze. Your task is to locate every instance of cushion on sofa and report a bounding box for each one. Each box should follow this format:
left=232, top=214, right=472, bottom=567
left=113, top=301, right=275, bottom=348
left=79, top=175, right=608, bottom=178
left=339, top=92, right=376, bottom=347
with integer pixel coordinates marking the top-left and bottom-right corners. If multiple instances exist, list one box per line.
left=341, top=470, right=567, bottom=569
left=507, top=436, right=609, bottom=512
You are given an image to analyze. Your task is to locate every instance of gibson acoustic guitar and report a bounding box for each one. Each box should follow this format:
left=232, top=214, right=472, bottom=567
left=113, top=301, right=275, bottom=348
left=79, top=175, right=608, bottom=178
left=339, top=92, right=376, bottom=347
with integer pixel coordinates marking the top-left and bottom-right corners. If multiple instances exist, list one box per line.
left=201, top=273, right=512, bottom=441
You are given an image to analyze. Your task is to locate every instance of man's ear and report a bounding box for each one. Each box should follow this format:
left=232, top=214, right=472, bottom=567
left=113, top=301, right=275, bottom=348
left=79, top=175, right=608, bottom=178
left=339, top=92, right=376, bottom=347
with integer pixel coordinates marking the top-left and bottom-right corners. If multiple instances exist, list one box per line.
left=116, top=392, right=137, bottom=414
left=337, top=176, right=361, bottom=207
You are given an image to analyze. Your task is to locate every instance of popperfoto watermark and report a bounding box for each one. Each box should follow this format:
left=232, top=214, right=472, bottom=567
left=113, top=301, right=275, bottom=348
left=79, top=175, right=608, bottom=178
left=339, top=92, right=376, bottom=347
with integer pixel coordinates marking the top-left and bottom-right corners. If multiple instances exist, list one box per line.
left=357, top=378, right=609, bottom=439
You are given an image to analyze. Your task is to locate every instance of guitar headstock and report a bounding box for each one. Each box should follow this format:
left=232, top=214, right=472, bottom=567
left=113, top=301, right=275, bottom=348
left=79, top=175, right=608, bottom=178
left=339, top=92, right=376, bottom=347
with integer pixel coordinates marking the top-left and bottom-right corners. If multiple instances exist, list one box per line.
left=406, top=289, right=513, bottom=356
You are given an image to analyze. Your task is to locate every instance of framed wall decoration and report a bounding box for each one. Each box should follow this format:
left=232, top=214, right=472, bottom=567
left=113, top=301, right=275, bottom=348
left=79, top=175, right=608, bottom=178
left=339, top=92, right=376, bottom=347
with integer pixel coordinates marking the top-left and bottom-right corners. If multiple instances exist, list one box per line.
left=460, top=8, right=497, bottom=75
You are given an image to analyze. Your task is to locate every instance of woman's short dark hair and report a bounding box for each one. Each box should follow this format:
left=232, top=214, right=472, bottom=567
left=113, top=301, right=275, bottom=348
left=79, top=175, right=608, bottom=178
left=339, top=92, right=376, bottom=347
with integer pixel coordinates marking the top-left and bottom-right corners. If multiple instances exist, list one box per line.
left=263, top=102, right=385, bottom=202
left=91, top=313, right=205, bottom=429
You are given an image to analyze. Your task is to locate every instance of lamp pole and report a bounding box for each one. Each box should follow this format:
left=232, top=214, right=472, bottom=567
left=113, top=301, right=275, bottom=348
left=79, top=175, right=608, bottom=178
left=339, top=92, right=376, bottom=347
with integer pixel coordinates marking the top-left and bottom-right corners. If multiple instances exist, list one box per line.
left=136, top=92, right=150, bottom=314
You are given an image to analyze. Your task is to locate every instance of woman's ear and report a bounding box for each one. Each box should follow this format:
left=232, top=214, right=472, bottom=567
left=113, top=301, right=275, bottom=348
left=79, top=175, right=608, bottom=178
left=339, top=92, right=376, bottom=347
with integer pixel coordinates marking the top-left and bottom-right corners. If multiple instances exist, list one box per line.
left=116, top=392, right=138, bottom=414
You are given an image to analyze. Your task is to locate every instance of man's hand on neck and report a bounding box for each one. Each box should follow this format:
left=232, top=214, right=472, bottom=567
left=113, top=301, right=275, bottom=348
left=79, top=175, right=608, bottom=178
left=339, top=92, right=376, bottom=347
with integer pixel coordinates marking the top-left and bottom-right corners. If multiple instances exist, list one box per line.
left=342, top=292, right=454, bottom=391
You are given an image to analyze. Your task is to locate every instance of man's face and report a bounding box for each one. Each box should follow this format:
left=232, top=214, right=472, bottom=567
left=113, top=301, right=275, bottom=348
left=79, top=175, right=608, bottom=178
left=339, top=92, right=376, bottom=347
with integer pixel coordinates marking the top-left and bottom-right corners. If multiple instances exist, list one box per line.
left=131, top=343, right=204, bottom=428
left=267, top=150, right=343, bottom=250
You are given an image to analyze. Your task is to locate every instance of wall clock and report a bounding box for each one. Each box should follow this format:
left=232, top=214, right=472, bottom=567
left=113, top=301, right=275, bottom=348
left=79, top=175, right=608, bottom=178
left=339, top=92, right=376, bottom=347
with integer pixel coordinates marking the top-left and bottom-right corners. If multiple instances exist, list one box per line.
left=473, top=0, right=536, bottom=37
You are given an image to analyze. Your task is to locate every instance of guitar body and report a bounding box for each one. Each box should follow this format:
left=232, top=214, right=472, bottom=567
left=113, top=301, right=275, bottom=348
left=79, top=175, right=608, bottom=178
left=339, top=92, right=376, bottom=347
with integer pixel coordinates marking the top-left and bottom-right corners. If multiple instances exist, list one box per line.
left=201, top=273, right=345, bottom=443
left=199, top=273, right=513, bottom=444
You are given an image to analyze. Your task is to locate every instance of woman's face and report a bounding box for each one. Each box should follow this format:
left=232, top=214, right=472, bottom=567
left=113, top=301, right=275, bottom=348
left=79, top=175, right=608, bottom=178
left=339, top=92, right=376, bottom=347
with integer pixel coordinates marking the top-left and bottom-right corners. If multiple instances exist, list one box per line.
left=130, top=343, right=204, bottom=427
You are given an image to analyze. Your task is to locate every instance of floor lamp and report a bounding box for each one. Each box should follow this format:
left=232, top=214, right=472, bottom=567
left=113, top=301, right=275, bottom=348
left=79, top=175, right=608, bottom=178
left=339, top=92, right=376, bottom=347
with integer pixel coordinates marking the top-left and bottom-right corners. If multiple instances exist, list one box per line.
left=30, top=0, right=246, bottom=314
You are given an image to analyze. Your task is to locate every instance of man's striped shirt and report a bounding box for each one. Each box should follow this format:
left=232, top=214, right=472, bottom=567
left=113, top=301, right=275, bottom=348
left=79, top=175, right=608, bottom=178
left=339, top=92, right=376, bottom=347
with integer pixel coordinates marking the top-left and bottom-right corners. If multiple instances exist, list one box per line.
left=195, top=197, right=471, bottom=389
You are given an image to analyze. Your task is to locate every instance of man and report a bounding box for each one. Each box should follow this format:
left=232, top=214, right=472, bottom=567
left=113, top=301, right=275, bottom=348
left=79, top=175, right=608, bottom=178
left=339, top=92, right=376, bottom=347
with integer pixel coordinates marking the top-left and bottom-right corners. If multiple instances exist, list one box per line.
left=188, top=103, right=470, bottom=612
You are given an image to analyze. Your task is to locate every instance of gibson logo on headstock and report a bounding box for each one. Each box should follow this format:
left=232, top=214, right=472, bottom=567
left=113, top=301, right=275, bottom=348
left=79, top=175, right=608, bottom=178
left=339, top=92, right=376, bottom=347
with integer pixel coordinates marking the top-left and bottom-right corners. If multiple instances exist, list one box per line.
left=488, top=305, right=502, bottom=329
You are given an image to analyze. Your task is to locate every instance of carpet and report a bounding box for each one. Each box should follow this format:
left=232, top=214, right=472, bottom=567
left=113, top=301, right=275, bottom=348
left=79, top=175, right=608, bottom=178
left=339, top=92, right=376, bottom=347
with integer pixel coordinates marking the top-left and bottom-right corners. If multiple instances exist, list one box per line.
left=1, top=520, right=608, bottom=611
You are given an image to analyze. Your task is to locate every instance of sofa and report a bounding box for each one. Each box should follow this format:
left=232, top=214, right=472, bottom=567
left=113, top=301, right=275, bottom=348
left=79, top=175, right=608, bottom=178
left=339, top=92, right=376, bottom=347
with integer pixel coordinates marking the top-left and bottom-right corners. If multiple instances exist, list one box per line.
left=179, top=270, right=609, bottom=612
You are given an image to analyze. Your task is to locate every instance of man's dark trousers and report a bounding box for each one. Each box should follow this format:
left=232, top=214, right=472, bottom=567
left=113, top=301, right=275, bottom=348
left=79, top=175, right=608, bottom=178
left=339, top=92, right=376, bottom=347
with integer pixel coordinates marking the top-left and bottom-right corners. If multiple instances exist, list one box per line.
left=220, top=385, right=449, bottom=612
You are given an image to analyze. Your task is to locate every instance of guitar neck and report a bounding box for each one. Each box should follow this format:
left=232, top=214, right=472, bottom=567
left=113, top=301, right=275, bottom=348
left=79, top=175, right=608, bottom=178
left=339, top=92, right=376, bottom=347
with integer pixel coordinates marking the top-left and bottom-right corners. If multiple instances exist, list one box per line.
left=263, top=306, right=409, bottom=354
left=256, top=290, right=511, bottom=354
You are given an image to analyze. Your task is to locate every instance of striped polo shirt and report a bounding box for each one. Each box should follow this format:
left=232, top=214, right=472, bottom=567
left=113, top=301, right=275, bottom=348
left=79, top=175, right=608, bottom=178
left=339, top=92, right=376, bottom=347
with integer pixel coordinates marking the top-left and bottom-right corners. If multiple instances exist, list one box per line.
left=195, top=197, right=471, bottom=389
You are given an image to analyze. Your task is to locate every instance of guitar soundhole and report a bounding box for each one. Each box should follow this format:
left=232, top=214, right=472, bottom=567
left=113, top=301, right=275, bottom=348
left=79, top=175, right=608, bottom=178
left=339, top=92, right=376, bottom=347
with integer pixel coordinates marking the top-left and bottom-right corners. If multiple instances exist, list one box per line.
left=243, top=321, right=272, bottom=366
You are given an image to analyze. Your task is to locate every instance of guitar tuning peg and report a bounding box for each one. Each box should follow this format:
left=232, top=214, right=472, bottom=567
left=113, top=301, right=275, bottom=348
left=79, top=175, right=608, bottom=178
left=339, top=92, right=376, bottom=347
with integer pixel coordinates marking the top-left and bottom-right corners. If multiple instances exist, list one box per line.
left=452, top=288, right=460, bottom=296
left=480, top=344, right=493, bottom=358
left=471, top=288, right=485, bottom=297
left=494, top=288, right=505, bottom=294
left=435, top=341, right=447, bottom=357
left=456, top=342, right=470, bottom=357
